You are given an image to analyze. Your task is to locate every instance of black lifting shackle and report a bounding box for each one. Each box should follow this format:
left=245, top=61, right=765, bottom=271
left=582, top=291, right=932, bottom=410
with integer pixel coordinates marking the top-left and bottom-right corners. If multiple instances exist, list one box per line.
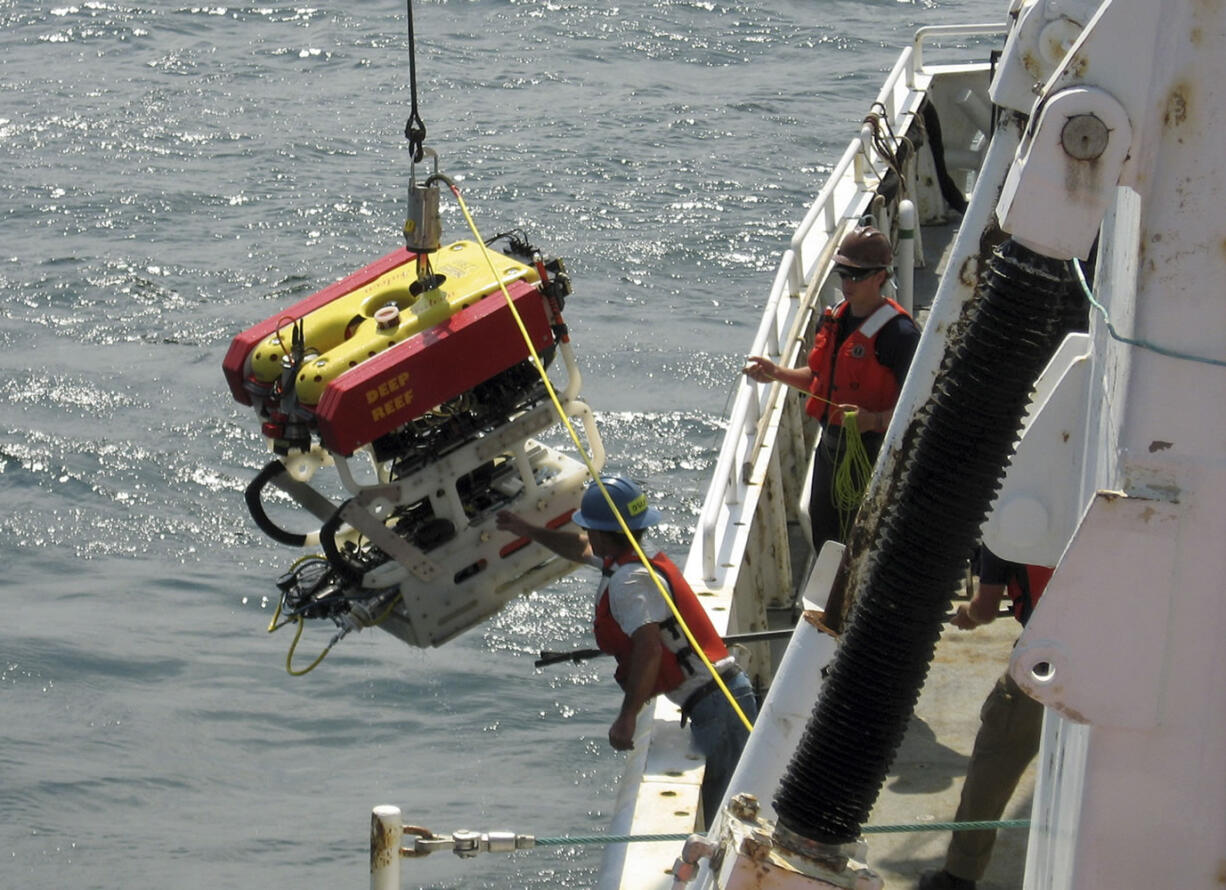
left=403, top=0, right=427, bottom=163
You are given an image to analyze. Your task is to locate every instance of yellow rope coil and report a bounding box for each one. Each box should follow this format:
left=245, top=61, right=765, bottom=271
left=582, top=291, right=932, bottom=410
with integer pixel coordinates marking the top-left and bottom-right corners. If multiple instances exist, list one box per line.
left=831, top=409, right=874, bottom=539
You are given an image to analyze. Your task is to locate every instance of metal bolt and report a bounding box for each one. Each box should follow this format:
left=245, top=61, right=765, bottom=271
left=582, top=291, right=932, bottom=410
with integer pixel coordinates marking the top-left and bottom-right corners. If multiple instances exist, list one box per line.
left=1061, top=113, right=1109, bottom=161
left=452, top=829, right=480, bottom=858
left=729, top=792, right=761, bottom=822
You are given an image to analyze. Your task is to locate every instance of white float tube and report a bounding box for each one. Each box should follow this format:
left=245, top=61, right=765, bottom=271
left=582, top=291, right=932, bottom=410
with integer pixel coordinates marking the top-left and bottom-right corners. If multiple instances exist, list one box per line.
left=896, top=199, right=916, bottom=315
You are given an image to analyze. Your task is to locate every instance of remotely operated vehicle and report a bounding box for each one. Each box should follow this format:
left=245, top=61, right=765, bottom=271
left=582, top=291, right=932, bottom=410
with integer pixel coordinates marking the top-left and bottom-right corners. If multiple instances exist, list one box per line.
left=223, top=155, right=603, bottom=658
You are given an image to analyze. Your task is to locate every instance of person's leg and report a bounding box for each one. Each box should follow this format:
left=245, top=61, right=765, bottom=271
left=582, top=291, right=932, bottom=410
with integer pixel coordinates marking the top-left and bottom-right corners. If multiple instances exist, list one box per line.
left=689, top=672, right=758, bottom=823
left=809, top=430, right=885, bottom=551
left=943, top=670, right=1044, bottom=881
left=808, top=439, right=841, bottom=552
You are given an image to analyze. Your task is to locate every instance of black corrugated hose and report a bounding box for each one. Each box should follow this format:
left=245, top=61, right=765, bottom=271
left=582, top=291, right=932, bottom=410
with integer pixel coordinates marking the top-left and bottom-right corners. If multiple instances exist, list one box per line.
left=773, top=237, right=1087, bottom=847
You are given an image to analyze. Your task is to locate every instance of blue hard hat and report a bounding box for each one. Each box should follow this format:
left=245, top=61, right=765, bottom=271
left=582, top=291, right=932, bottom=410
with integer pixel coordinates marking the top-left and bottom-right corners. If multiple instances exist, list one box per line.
left=571, top=475, right=662, bottom=532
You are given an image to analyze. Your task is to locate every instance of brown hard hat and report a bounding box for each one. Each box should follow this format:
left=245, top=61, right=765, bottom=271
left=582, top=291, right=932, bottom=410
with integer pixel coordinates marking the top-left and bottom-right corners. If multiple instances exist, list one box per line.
left=834, top=226, right=893, bottom=269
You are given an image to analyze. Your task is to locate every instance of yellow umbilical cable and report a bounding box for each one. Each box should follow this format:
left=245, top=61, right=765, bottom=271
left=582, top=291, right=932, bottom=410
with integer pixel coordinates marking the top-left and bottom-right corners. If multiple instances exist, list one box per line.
left=369, top=590, right=404, bottom=626
left=283, top=590, right=404, bottom=676
left=285, top=615, right=333, bottom=676
left=268, top=599, right=287, bottom=633
left=267, top=555, right=335, bottom=674
left=447, top=182, right=752, bottom=733
left=269, top=555, right=406, bottom=674
left=267, top=554, right=324, bottom=634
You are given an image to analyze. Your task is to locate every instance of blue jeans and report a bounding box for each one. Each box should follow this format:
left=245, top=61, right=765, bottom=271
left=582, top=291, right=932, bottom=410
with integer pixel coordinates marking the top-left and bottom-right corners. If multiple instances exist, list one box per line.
left=688, top=670, right=757, bottom=823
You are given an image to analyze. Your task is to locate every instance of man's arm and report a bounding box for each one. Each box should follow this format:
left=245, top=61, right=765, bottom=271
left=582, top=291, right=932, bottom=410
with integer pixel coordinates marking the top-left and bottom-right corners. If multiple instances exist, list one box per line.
left=608, top=622, right=663, bottom=751
left=743, top=355, right=815, bottom=392
left=495, top=510, right=592, bottom=562
left=952, top=580, right=1006, bottom=629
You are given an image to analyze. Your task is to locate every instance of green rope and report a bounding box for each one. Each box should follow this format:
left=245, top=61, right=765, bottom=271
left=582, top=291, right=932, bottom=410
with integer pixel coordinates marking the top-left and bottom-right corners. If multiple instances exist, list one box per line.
left=534, top=818, right=1029, bottom=846
left=832, top=409, right=874, bottom=539
left=1072, top=258, right=1226, bottom=367
left=535, top=833, right=687, bottom=847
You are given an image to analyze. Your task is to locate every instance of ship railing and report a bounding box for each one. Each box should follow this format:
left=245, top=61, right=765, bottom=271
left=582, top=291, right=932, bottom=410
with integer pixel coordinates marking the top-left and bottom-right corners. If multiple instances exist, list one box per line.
left=696, top=24, right=1006, bottom=584
left=910, top=23, right=1011, bottom=85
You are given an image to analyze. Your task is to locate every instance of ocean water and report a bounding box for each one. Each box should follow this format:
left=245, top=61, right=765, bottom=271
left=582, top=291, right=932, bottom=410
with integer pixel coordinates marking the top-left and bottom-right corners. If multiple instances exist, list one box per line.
left=1, top=1, right=1002, bottom=887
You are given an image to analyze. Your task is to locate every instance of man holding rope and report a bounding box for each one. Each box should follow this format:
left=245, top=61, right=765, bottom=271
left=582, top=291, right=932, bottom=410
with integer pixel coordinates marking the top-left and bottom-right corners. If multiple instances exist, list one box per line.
left=744, top=225, right=919, bottom=552
left=497, top=475, right=756, bottom=823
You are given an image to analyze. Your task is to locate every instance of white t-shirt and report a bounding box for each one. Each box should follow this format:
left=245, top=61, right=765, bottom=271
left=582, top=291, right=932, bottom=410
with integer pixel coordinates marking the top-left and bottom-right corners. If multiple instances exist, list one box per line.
left=587, top=555, right=731, bottom=706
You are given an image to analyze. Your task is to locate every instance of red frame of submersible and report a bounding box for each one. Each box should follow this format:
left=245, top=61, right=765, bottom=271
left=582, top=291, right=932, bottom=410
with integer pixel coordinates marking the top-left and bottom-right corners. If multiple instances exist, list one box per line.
left=222, top=247, right=557, bottom=456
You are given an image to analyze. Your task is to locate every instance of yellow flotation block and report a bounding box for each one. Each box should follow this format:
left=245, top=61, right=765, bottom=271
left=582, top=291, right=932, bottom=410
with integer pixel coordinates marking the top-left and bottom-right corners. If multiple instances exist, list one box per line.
left=244, top=240, right=539, bottom=406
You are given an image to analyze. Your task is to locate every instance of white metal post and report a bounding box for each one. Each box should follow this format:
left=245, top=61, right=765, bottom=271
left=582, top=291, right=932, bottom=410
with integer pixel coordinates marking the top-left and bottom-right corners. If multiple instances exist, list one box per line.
left=371, top=805, right=403, bottom=890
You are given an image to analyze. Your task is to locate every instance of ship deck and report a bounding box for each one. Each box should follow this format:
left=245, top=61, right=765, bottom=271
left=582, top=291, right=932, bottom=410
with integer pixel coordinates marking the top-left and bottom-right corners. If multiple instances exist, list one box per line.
left=866, top=603, right=1035, bottom=889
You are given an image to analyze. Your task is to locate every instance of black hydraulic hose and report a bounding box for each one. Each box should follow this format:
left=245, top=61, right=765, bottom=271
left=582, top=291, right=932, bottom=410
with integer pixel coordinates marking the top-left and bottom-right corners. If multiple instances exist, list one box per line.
left=319, top=502, right=366, bottom=584
left=772, top=238, right=1086, bottom=847
left=245, top=461, right=308, bottom=547
left=922, top=100, right=969, bottom=214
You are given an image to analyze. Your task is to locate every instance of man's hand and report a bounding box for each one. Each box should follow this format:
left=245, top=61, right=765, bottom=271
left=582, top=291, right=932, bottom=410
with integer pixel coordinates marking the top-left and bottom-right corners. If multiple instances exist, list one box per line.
left=607, top=623, right=663, bottom=752
left=744, top=356, right=817, bottom=393
left=495, top=509, right=591, bottom=562
left=495, top=510, right=531, bottom=537
left=743, top=355, right=778, bottom=383
left=952, top=582, right=1006, bottom=629
left=608, top=712, right=637, bottom=751
left=951, top=603, right=980, bottom=630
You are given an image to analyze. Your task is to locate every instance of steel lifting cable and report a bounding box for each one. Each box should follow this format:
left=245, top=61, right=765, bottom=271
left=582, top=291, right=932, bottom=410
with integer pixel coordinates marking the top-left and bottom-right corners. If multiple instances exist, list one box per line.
left=403, top=0, right=426, bottom=162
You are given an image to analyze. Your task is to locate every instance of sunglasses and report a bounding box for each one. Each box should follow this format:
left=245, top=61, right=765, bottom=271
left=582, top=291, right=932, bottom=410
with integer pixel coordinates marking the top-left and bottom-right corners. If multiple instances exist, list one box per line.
left=835, top=265, right=882, bottom=282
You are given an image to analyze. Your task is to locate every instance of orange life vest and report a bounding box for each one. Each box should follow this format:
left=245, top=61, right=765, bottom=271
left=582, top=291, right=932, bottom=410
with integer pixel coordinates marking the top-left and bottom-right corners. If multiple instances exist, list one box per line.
left=593, top=551, right=729, bottom=695
left=805, top=298, right=910, bottom=424
left=1006, top=563, right=1054, bottom=626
